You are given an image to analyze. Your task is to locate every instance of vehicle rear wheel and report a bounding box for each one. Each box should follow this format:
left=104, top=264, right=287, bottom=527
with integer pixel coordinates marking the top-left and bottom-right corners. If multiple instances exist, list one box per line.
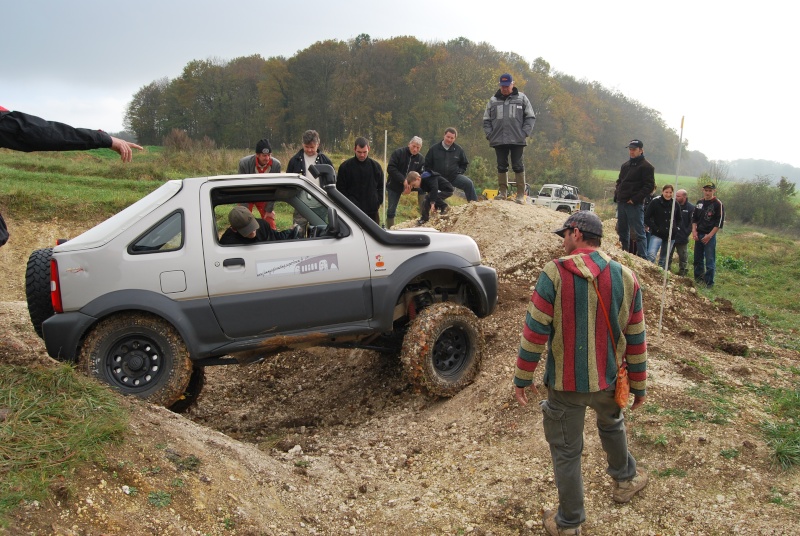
left=557, top=206, right=571, bottom=214
left=400, top=303, right=483, bottom=397
left=25, top=247, right=54, bottom=340
left=79, top=312, right=193, bottom=408
left=168, top=366, right=205, bottom=413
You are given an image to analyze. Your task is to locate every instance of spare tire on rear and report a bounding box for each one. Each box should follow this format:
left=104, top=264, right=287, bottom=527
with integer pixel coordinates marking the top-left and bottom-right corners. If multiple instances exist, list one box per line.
left=26, top=247, right=55, bottom=340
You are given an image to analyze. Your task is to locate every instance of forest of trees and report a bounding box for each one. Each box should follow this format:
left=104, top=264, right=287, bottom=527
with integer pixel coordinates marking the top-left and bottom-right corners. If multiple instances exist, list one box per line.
left=124, top=34, right=713, bottom=197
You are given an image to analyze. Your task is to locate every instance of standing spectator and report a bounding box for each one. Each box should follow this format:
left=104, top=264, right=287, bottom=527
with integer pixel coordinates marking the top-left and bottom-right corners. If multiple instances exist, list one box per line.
left=644, top=184, right=681, bottom=268
left=238, top=138, right=282, bottom=228
left=424, top=127, right=477, bottom=202
left=336, top=137, right=384, bottom=224
left=642, top=184, right=658, bottom=250
left=482, top=73, right=536, bottom=204
left=0, top=106, right=143, bottom=248
left=615, top=139, right=655, bottom=258
left=386, top=136, right=425, bottom=228
left=286, top=129, right=333, bottom=224
left=513, top=210, right=648, bottom=536
left=671, top=189, right=695, bottom=276
left=406, top=170, right=454, bottom=224
left=692, top=180, right=725, bottom=287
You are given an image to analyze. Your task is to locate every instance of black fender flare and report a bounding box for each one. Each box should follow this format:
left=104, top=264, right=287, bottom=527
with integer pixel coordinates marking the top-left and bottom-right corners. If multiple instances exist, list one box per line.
left=369, top=251, right=497, bottom=331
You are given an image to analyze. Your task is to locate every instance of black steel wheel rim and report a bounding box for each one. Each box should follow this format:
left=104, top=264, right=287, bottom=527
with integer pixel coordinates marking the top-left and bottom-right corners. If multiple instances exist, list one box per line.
left=105, top=335, right=165, bottom=391
left=432, top=326, right=470, bottom=377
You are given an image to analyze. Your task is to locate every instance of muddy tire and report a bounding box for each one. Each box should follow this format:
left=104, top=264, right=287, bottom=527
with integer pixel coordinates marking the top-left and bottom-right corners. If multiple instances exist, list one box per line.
left=79, top=312, right=193, bottom=408
left=400, top=303, right=483, bottom=397
left=25, top=247, right=54, bottom=339
left=168, top=367, right=206, bottom=413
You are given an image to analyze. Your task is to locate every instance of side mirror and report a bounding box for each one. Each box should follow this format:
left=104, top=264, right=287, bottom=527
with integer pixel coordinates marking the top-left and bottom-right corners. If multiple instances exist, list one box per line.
left=309, top=164, right=336, bottom=187
left=325, top=206, right=340, bottom=236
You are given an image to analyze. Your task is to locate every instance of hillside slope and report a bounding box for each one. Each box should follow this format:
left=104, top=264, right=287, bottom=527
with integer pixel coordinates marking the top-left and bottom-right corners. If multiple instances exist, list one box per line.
left=1, top=201, right=798, bottom=535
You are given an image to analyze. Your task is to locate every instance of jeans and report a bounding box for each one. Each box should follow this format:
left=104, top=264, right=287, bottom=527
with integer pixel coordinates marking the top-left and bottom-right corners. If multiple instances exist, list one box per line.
left=450, top=174, right=478, bottom=202
left=617, top=202, right=647, bottom=258
left=671, top=242, right=689, bottom=275
left=646, top=235, right=674, bottom=268
left=386, top=188, right=402, bottom=219
left=694, top=233, right=717, bottom=286
left=494, top=145, right=525, bottom=173
left=541, top=388, right=637, bottom=529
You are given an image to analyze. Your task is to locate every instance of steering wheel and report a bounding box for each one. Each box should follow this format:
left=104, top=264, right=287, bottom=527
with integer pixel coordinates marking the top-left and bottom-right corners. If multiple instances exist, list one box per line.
left=287, top=224, right=304, bottom=240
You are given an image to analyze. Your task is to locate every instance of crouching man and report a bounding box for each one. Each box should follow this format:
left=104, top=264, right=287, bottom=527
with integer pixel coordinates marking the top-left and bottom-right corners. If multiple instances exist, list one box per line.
left=406, top=170, right=454, bottom=225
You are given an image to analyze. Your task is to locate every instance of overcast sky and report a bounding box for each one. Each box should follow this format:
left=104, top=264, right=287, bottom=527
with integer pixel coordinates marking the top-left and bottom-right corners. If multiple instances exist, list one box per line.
left=4, top=1, right=797, bottom=168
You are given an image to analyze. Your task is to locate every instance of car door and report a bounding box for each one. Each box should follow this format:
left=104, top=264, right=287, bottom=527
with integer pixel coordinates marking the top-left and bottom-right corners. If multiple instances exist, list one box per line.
left=200, top=177, right=372, bottom=338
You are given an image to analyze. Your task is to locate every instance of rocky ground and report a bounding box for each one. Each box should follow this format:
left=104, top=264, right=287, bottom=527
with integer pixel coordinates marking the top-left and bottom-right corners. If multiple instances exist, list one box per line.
left=1, top=201, right=799, bottom=535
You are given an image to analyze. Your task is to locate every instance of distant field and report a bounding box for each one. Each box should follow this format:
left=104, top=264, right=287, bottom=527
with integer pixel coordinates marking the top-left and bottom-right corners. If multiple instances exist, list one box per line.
left=594, top=169, right=699, bottom=190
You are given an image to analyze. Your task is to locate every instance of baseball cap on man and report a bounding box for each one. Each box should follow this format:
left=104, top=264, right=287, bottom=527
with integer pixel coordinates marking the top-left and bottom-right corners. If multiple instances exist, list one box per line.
left=701, top=180, right=716, bottom=189
left=229, top=206, right=260, bottom=237
left=255, top=138, right=271, bottom=154
left=626, top=139, right=644, bottom=149
left=499, top=73, right=513, bottom=86
left=553, top=211, right=604, bottom=238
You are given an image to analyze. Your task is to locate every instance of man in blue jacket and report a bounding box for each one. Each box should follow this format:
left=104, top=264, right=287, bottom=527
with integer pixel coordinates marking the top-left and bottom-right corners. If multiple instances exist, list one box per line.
left=483, top=73, right=536, bottom=203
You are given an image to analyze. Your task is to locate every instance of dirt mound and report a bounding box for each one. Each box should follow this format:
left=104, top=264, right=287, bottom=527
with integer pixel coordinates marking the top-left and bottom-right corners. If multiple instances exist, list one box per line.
left=2, top=202, right=799, bottom=535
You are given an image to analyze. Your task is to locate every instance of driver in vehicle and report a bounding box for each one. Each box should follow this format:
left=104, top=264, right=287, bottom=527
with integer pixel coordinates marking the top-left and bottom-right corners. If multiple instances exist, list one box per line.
left=219, top=206, right=298, bottom=245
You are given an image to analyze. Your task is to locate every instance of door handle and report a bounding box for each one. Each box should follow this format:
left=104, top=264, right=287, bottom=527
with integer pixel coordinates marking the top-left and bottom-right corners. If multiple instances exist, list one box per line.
left=223, top=258, right=245, bottom=267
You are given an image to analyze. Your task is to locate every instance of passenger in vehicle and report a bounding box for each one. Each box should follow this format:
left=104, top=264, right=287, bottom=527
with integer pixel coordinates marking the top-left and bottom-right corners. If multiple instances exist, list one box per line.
left=219, top=206, right=297, bottom=245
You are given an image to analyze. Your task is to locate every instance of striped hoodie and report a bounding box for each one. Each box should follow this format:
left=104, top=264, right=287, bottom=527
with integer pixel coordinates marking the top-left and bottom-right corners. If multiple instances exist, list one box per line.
left=514, top=248, right=647, bottom=396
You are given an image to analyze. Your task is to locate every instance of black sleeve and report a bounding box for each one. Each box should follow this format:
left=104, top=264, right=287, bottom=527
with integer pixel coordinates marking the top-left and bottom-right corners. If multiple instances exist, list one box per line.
left=0, top=110, right=112, bottom=152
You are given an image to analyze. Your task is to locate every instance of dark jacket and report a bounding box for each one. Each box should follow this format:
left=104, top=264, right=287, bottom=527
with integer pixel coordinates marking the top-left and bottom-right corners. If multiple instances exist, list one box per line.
left=286, top=149, right=333, bottom=179
left=692, top=197, right=724, bottom=234
left=674, top=200, right=695, bottom=244
left=0, top=108, right=112, bottom=152
left=482, top=87, right=536, bottom=147
left=418, top=171, right=455, bottom=204
left=644, top=195, right=682, bottom=240
left=238, top=154, right=282, bottom=174
left=336, top=156, right=384, bottom=215
left=615, top=155, right=655, bottom=205
left=219, top=219, right=294, bottom=245
left=424, top=141, right=469, bottom=182
left=386, top=146, right=425, bottom=193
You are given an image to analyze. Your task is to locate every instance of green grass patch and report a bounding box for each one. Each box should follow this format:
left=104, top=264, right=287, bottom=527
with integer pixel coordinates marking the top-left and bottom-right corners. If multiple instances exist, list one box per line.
left=654, top=467, right=687, bottom=478
left=701, top=223, right=800, bottom=331
left=0, top=364, right=127, bottom=526
left=760, top=388, right=800, bottom=470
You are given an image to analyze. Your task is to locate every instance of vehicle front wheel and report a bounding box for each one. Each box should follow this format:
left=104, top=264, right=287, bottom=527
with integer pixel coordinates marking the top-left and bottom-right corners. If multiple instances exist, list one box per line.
left=79, top=313, right=193, bottom=408
left=400, top=303, right=483, bottom=397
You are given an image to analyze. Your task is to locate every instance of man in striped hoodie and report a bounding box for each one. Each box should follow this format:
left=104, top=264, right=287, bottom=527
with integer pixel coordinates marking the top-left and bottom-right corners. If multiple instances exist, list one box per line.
left=513, top=211, right=648, bottom=536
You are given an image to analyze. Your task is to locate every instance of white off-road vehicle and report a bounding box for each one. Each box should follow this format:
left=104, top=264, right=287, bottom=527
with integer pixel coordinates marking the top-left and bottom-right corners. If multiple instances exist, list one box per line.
left=531, top=183, right=595, bottom=213
left=26, top=165, right=497, bottom=411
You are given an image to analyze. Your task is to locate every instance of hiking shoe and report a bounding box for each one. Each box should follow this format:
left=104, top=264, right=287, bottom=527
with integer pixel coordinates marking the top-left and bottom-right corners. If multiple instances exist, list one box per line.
left=613, top=470, right=649, bottom=503
left=416, top=218, right=428, bottom=225
left=494, top=193, right=506, bottom=200
left=543, top=509, right=581, bottom=535
left=515, top=197, right=525, bottom=204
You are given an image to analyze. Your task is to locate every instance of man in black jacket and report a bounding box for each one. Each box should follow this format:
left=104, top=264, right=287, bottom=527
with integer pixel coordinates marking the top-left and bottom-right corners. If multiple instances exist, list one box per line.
left=386, top=136, right=425, bottom=228
left=286, top=129, right=333, bottom=225
left=692, top=181, right=725, bottom=287
left=407, top=170, right=454, bottom=224
left=615, top=139, right=655, bottom=258
left=219, top=206, right=296, bottom=245
left=0, top=106, right=143, bottom=247
left=671, top=189, right=695, bottom=276
left=336, top=137, right=384, bottom=224
left=424, top=127, right=477, bottom=202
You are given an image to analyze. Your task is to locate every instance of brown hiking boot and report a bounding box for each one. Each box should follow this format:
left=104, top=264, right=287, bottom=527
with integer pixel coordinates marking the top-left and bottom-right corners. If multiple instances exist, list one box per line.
left=542, top=509, right=582, bottom=535
left=613, top=470, right=649, bottom=503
